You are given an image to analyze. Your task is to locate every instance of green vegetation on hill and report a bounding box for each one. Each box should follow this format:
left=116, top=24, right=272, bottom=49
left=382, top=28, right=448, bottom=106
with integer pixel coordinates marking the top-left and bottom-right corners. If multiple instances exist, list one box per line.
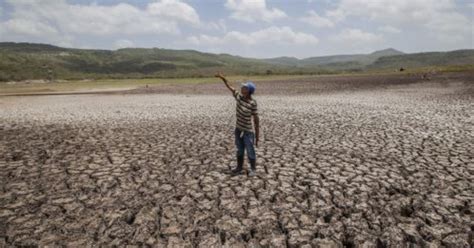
left=264, top=48, right=405, bottom=68
left=369, top=49, right=474, bottom=69
left=0, top=42, right=285, bottom=81
left=0, top=42, right=472, bottom=81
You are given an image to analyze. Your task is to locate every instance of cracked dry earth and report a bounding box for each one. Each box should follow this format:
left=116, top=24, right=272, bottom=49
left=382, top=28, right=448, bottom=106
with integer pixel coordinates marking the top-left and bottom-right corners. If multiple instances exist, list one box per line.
left=0, top=75, right=473, bottom=247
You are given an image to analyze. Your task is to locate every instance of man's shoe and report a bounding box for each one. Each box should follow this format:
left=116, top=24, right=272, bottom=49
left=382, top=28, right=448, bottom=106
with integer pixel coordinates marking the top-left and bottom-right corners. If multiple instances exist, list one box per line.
left=248, top=170, right=257, bottom=177
left=230, top=155, right=244, bottom=176
left=249, top=159, right=256, bottom=171
left=231, top=168, right=243, bottom=176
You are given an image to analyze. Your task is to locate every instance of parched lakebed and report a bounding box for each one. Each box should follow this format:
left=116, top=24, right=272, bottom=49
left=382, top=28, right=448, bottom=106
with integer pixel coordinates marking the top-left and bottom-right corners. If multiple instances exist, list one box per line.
left=0, top=74, right=473, bottom=247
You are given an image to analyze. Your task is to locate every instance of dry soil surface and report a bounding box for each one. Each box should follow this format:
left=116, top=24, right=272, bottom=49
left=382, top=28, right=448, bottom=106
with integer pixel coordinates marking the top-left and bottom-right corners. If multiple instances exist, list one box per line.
left=0, top=73, right=473, bottom=247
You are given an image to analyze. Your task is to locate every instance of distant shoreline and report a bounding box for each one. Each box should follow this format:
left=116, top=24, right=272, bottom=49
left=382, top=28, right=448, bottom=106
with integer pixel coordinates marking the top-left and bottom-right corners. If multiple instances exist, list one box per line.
left=2, top=70, right=472, bottom=97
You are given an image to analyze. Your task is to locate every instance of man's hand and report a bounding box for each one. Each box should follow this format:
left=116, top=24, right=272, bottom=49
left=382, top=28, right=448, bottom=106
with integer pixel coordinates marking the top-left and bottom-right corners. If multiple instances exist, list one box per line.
left=215, top=72, right=235, bottom=94
left=214, top=72, right=225, bottom=79
left=254, top=115, right=259, bottom=148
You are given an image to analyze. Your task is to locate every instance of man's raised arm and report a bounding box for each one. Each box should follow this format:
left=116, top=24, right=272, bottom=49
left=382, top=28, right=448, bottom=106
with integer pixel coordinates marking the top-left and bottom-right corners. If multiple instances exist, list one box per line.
left=215, top=73, right=235, bottom=94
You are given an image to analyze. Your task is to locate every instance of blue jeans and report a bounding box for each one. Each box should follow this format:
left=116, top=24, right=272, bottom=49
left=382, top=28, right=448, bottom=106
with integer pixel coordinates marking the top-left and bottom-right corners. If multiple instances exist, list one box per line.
left=234, top=128, right=256, bottom=160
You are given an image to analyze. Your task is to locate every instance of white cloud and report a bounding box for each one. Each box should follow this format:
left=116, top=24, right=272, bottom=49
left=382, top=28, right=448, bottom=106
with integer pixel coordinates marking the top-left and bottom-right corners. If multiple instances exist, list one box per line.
left=203, top=19, right=227, bottom=32
left=425, top=11, right=470, bottom=34
left=331, top=28, right=383, bottom=44
left=326, top=0, right=441, bottom=22
left=114, top=39, right=135, bottom=49
left=147, top=0, right=200, bottom=25
left=60, top=3, right=179, bottom=35
left=325, top=0, right=471, bottom=36
left=225, top=0, right=287, bottom=22
left=187, top=35, right=221, bottom=45
left=378, top=25, right=401, bottom=34
left=188, top=26, right=318, bottom=46
left=300, top=10, right=334, bottom=28
left=1, top=19, right=58, bottom=37
left=319, top=0, right=472, bottom=49
left=325, top=8, right=345, bottom=23
left=0, top=0, right=203, bottom=44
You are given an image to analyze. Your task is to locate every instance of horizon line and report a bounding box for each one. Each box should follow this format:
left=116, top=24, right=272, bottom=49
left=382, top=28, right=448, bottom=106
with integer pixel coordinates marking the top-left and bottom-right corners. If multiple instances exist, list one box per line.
left=1, top=41, right=474, bottom=60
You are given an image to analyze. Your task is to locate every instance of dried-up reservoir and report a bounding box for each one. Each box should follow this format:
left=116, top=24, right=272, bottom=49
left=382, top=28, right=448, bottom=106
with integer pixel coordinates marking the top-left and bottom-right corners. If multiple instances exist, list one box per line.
left=0, top=73, right=473, bottom=247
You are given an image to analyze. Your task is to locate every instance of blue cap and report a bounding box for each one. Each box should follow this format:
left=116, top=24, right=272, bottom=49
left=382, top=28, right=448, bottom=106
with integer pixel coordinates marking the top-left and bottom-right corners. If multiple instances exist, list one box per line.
left=242, top=81, right=256, bottom=95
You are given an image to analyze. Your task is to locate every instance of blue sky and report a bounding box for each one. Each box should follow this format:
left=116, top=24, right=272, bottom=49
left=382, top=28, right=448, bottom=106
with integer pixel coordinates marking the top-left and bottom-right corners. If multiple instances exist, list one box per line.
left=0, top=0, right=472, bottom=58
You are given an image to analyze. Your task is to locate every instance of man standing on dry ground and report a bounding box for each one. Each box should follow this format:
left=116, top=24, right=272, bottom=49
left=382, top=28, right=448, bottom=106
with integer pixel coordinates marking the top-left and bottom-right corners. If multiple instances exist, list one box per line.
left=215, top=73, right=260, bottom=176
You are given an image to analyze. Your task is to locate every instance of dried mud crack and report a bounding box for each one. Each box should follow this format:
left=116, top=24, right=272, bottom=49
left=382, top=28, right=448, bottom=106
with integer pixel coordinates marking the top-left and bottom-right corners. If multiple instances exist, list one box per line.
left=0, top=73, right=473, bottom=247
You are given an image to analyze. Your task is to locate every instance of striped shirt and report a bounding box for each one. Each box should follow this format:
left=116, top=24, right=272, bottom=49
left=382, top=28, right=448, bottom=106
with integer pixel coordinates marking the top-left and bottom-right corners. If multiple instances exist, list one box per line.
left=233, top=90, right=258, bottom=132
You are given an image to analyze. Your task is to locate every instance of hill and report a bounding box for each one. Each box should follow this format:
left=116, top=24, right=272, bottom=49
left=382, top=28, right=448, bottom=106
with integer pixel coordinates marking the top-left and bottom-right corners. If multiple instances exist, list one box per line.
left=369, top=49, right=474, bottom=69
left=0, top=42, right=279, bottom=81
left=0, top=42, right=472, bottom=81
left=264, top=48, right=405, bottom=68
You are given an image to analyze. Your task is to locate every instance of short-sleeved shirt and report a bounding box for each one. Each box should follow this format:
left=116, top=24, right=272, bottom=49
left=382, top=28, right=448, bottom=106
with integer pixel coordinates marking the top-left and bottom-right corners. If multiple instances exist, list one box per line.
left=233, top=90, right=258, bottom=132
